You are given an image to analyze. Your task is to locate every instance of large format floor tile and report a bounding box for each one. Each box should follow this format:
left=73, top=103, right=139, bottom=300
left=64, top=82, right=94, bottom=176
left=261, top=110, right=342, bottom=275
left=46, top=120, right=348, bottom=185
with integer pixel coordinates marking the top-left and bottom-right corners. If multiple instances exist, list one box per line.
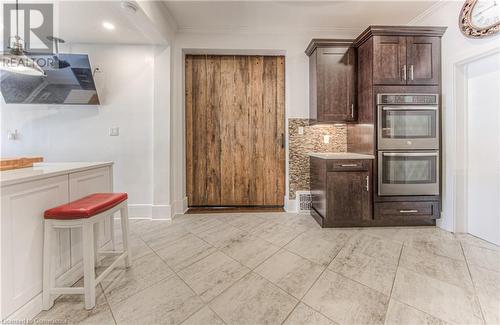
left=178, top=251, right=250, bottom=302
left=455, top=233, right=500, bottom=251
left=220, top=234, right=280, bottom=268
left=180, top=306, right=225, bottom=325
left=100, top=252, right=175, bottom=305
left=249, top=220, right=306, bottom=246
left=254, top=249, right=325, bottom=299
left=141, top=223, right=191, bottom=250
left=196, top=222, right=247, bottom=248
left=405, top=235, right=464, bottom=261
left=384, top=299, right=449, bottom=325
left=110, top=276, right=204, bottom=325
left=399, top=245, right=473, bottom=291
left=462, top=243, right=500, bottom=272
left=34, top=215, right=500, bottom=325
left=284, top=229, right=351, bottom=266
left=469, top=264, right=500, bottom=324
left=227, top=215, right=268, bottom=231
left=302, top=270, right=389, bottom=325
left=328, top=234, right=401, bottom=295
left=283, top=303, right=337, bottom=325
left=392, top=267, right=483, bottom=325
left=36, top=282, right=115, bottom=325
left=209, top=272, right=298, bottom=325
left=154, top=233, right=216, bottom=271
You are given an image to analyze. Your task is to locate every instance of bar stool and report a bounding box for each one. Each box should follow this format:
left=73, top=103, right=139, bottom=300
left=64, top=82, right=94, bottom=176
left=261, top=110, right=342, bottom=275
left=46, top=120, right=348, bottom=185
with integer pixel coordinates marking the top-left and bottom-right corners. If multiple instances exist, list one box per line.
left=42, top=193, right=132, bottom=310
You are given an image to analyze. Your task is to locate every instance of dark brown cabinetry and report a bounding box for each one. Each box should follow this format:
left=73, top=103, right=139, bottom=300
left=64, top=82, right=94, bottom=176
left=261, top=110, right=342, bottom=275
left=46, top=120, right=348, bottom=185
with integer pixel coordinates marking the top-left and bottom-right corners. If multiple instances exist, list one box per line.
left=306, top=39, right=356, bottom=123
left=310, top=157, right=372, bottom=227
left=371, top=33, right=442, bottom=85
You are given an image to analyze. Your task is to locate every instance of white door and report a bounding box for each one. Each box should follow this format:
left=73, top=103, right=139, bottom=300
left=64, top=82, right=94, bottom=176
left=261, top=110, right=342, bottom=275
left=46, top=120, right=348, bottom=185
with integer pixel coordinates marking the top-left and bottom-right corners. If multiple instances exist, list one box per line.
left=466, top=52, right=500, bottom=245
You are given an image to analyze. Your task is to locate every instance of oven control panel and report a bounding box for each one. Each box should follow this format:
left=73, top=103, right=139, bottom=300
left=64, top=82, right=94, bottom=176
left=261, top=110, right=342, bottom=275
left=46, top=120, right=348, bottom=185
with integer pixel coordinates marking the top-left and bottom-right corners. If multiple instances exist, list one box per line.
left=377, top=94, right=438, bottom=105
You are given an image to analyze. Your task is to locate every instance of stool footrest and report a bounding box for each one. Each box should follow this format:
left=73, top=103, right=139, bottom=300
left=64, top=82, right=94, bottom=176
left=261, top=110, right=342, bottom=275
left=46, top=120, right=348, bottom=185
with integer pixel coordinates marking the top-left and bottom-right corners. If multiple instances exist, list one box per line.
left=96, top=253, right=129, bottom=284
left=51, top=287, right=85, bottom=295
left=99, top=250, right=125, bottom=255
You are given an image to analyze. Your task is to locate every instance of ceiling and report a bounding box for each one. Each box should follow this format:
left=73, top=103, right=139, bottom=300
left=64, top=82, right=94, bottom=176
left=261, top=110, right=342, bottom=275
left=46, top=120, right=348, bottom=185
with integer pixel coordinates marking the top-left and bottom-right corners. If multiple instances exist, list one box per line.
left=56, top=1, right=153, bottom=44
left=16, top=1, right=439, bottom=45
left=163, top=1, right=440, bottom=34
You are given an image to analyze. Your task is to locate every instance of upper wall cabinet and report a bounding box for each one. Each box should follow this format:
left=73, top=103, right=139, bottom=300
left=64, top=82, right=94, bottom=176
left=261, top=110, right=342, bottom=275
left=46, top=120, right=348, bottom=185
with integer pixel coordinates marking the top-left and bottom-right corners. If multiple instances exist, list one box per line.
left=355, top=26, right=446, bottom=86
left=306, top=39, right=356, bottom=124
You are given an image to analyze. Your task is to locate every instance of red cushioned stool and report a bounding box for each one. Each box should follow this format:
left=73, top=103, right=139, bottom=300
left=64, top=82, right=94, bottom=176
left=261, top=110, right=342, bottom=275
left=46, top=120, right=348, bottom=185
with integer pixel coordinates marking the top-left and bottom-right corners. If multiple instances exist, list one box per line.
left=42, top=193, right=132, bottom=310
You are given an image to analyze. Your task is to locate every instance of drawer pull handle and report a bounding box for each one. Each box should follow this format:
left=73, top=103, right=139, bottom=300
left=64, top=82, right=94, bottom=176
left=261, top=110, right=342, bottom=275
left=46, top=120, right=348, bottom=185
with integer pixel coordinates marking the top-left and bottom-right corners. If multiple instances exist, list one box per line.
left=340, top=164, right=358, bottom=167
left=365, top=176, right=369, bottom=192
left=400, top=209, right=419, bottom=213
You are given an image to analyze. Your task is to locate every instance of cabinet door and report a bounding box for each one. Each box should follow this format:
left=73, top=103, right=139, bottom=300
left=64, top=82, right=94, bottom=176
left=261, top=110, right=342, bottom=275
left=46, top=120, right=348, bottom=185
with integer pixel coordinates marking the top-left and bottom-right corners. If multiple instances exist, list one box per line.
left=327, top=170, right=371, bottom=224
left=316, top=47, right=356, bottom=122
left=373, top=36, right=407, bottom=85
left=406, top=36, right=440, bottom=85
left=1, top=176, right=69, bottom=318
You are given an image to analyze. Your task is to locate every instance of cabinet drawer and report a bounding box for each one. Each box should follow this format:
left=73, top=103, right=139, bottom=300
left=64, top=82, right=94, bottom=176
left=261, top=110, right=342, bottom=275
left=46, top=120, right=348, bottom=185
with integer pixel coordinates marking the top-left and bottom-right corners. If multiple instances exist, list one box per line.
left=375, top=201, right=439, bottom=219
left=327, top=160, right=370, bottom=172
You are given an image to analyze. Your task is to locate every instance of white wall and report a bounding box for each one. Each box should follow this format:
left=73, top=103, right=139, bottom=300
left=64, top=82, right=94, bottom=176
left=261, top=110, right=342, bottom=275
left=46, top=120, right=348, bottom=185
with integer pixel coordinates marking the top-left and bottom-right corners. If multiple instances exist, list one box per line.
left=170, top=30, right=359, bottom=210
left=1, top=43, right=172, bottom=218
left=413, top=1, right=500, bottom=232
left=465, top=53, right=500, bottom=244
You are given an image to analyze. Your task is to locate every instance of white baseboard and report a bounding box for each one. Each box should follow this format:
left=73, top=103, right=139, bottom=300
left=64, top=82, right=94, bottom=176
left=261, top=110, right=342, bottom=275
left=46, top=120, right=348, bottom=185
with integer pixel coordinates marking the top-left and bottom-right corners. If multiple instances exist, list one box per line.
left=152, top=204, right=172, bottom=220
left=284, top=197, right=297, bottom=213
left=172, top=197, right=188, bottom=216
left=128, top=204, right=172, bottom=220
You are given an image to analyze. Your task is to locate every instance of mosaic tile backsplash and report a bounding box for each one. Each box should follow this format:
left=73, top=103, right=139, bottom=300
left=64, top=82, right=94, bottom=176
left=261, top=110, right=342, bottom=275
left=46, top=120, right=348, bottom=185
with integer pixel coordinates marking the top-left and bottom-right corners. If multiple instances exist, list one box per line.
left=288, top=118, right=347, bottom=199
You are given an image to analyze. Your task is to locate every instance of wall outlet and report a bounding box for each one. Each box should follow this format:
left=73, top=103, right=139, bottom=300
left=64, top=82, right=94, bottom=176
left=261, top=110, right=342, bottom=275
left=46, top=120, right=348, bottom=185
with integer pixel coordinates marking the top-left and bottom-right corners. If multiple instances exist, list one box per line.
left=109, top=127, right=120, bottom=136
left=7, top=130, right=19, bottom=140
left=298, top=126, right=304, bottom=135
left=323, top=134, right=330, bottom=144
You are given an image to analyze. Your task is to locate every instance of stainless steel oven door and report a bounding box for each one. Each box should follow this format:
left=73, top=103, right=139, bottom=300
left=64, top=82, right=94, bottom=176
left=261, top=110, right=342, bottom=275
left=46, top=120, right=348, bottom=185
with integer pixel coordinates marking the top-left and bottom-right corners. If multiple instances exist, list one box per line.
left=377, top=105, right=439, bottom=150
left=378, top=151, right=439, bottom=196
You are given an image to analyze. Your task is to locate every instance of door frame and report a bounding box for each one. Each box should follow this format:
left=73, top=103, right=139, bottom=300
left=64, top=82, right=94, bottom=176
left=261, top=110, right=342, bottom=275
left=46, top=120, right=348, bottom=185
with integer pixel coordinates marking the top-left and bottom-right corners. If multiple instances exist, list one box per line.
left=182, top=49, right=287, bottom=208
left=452, top=47, right=500, bottom=235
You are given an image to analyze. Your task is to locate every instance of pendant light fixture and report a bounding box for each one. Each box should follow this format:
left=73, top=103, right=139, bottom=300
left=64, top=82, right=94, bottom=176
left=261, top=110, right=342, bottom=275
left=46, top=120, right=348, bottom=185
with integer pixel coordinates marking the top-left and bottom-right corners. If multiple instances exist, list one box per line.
left=0, top=0, right=45, bottom=76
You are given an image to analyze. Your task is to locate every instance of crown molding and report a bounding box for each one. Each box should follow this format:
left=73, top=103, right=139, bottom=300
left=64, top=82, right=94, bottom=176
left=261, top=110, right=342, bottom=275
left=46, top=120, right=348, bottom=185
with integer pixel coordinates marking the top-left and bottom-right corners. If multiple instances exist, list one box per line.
left=407, top=0, right=448, bottom=25
left=176, top=26, right=361, bottom=37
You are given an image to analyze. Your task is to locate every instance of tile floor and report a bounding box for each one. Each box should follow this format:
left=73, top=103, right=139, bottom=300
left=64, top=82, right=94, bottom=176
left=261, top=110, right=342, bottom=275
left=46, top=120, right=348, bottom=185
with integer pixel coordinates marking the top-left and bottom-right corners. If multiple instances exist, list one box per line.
left=35, top=213, right=500, bottom=325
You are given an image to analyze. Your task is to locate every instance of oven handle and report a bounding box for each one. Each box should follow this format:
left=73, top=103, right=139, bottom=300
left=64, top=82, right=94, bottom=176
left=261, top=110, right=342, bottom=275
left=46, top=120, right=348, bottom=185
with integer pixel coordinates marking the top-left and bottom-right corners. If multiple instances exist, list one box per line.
left=381, top=106, right=438, bottom=111
left=382, top=152, right=439, bottom=157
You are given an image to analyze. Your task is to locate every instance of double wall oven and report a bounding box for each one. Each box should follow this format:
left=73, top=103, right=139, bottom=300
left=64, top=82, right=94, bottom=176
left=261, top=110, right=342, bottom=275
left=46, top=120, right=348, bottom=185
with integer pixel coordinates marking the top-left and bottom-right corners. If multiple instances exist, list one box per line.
left=377, top=94, right=440, bottom=196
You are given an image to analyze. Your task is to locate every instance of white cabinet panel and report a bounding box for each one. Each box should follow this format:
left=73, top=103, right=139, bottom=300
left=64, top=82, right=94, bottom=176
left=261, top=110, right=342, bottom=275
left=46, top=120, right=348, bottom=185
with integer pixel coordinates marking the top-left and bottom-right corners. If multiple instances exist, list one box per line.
left=1, top=175, right=69, bottom=318
left=68, top=167, right=112, bottom=267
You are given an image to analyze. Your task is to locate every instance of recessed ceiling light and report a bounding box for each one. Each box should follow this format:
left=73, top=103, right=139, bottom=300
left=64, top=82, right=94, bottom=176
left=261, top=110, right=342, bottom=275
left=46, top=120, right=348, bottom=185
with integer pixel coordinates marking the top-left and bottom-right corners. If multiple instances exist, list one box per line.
left=102, top=21, right=115, bottom=30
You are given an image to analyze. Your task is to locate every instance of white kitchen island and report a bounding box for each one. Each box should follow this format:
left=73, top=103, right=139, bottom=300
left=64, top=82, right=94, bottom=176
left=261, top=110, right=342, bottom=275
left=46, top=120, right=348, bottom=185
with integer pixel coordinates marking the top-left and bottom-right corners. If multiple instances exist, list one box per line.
left=1, top=162, right=114, bottom=320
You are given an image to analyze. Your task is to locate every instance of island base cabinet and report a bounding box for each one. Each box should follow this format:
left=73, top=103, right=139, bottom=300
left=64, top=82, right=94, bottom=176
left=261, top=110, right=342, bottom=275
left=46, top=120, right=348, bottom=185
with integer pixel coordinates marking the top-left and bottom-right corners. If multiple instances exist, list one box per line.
left=0, top=165, right=113, bottom=320
left=1, top=175, right=69, bottom=319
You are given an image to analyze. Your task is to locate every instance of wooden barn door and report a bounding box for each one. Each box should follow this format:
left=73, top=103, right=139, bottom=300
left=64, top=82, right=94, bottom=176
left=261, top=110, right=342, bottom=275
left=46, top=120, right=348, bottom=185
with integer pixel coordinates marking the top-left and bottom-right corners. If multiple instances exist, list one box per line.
left=186, top=55, right=285, bottom=207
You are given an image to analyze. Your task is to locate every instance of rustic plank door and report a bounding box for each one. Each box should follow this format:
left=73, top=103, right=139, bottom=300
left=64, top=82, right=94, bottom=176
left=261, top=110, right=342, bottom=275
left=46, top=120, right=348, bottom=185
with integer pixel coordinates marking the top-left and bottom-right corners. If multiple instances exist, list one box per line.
left=186, top=55, right=285, bottom=207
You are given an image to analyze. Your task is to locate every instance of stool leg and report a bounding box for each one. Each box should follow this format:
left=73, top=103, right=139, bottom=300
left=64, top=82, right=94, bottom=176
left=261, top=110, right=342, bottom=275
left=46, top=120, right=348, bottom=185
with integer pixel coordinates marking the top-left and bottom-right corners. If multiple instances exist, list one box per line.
left=42, top=220, right=54, bottom=310
left=109, top=214, right=116, bottom=251
left=93, top=223, right=101, bottom=267
left=120, top=202, right=132, bottom=268
left=82, top=223, right=96, bottom=309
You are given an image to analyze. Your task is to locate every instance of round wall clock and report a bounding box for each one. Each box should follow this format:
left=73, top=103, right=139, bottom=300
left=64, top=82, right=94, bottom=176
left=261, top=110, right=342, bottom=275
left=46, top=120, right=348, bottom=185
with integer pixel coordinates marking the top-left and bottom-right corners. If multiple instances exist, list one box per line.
left=460, top=0, right=500, bottom=37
